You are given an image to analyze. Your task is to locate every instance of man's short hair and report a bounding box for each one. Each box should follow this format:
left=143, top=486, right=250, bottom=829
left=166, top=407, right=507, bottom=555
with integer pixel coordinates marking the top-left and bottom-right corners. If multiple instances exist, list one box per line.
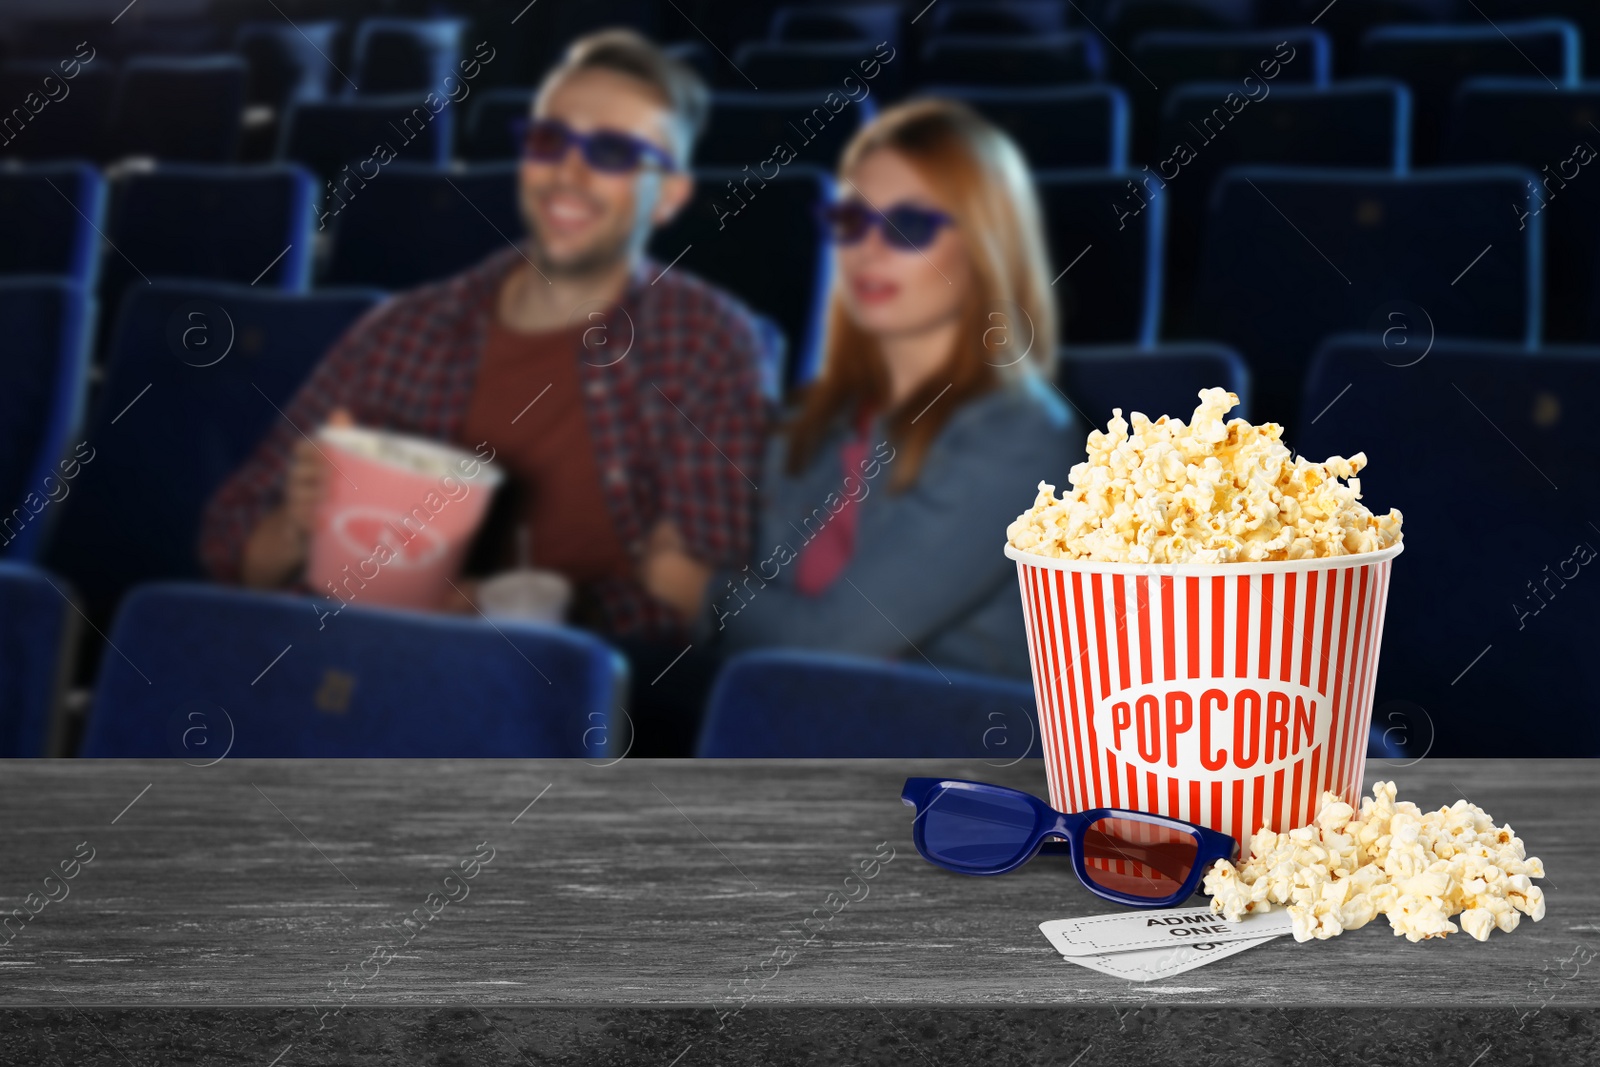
left=537, top=29, right=710, bottom=166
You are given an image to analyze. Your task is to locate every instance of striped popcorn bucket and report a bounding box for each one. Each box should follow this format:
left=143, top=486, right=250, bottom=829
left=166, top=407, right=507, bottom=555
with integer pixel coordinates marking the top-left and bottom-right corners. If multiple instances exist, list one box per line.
left=1005, top=544, right=1403, bottom=854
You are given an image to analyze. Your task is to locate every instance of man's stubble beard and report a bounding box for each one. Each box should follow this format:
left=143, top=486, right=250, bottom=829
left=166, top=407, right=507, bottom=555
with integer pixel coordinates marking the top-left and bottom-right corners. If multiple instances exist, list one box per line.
left=520, top=192, right=644, bottom=282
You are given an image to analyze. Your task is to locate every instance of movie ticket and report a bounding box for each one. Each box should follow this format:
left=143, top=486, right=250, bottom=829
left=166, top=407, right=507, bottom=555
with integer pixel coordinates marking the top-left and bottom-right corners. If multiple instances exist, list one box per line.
left=1055, top=935, right=1281, bottom=982
left=1039, top=906, right=1294, bottom=956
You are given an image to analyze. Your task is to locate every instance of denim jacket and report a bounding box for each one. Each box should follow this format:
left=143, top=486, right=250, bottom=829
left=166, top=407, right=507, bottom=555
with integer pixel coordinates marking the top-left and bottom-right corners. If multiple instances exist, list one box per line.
left=706, top=373, right=1079, bottom=680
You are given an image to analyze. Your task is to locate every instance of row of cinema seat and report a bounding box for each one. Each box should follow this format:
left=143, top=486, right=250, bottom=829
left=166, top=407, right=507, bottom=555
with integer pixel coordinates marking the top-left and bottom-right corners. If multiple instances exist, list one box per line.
left=0, top=568, right=1414, bottom=761
left=1, top=17, right=1586, bottom=168
left=0, top=143, right=1581, bottom=418
left=0, top=266, right=1594, bottom=757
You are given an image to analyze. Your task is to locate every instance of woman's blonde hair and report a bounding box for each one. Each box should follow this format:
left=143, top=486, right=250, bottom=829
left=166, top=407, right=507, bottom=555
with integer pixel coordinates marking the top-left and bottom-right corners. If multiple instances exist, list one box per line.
left=785, top=97, right=1057, bottom=491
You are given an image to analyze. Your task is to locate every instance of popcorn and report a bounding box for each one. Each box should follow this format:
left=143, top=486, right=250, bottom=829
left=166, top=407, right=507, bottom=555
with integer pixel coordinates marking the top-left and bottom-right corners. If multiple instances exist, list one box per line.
left=1203, top=781, right=1546, bottom=944
left=1006, top=388, right=1404, bottom=563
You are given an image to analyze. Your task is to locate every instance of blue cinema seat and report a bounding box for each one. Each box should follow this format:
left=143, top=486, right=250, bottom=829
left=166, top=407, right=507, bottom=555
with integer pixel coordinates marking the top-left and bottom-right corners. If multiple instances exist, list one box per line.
left=698, top=90, right=872, bottom=169
left=105, top=55, right=248, bottom=161
left=1258, top=0, right=1457, bottom=76
left=1443, top=79, right=1600, bottom=343
left=1036, top=169, right=1165, bottom=347
left=280, top=95, right=454, bottom=183
left=1190, top=166, right=1540, bottom=425
left=697, top=649, right=1041, bottom=758
left=1130, top=29, right=1329, bottom=86
left=1358, top=20, right=1581, bottom=164
left=770, top=3, right=903, bottom=44
left=1155, top=81, right=1410, bottom=328
left=1057, top=342, right=1251, bottom=427
left=81, top=584, right=628, bottom=758
left=919, top=34, right=1103, bottom=85
left=348, top=17, right=467, bottom=96
left=0, top=61, right=116, bottom=161
left=323, top=163, right=520, bottom=288
left=731, top=42, right=906, bottom=98
left=1126, top=29, right=1330, bottom=159
left=1103, top=0, right=1254, bottom=51
left=0, top=562, right=75, bottom=757
left=0, top=163, right=105, bottom=288
left=236, top=21, right=340, bottom=111
left=101, top=164, right=315, bottom=332
left=41, top=283, right=384, bottom=620
left=648, top=164, right=833, bottom=387
left=929, top=85, right=1129, bottom=169
left=927, top=1, right=1070, bottom=36
left=1476, top=0, right=1600, bottom=61
left=0, top=279, right=92, bottom=562
left=1297, top=337, right=1600, bottom=757
left=459, top=86, right=532, bottom=160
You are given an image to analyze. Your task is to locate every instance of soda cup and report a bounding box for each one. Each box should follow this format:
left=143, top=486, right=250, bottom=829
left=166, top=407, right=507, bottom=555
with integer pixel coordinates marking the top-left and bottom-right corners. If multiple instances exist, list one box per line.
left=307, top=426, right=504, bottom=611
left=1005, top=543, right=1403, bottom=853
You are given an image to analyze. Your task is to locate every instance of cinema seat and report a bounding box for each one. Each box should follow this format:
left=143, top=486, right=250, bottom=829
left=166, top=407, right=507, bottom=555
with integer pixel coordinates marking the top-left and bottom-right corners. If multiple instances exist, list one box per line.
left=279, top=95, right=454, bottom=183
left=41, top=283, right=383, bottom=621
left=1104, top=0, right=1254, bottom=43
left=698, top=90, right=871, bottom=169
left=1126, top=29, right=1329, bottom=160
left=1475, top=0, right=1600, bottom=61
left=1298, top=337, right=1600, bottom=757
left=458, top=86, right=532, bottom=160
left=1443, top=80, right=1600, bottom=342
left=1359, top=21, right=1581, bottom=164
left=1155, top=81, right=1410, bottom=330
left=1057, top=342, right=1251, bottom=427
left=0, top=61, right=115, bottom=161
left=348, top=18, right=467, bottom=96
left=0, top=563, right=76, bottom=757
left=930, top=85, right=1129, bottom=168
left=0, top=278, right=92, bottom=563
left=101, top=164, right=315, bottom=335
left=648, top=165, right=832, bottom=387
left=732, top=41, right=905, bottom=98
left=769, top=3, right=902, bottom=45
left=919, top=34, right=1103, bottom=86
left=236, top=21, right=340, bottom=111
left=323, top=163, right=520, bottom=289
left=1131, top=29, right=1329, bottom=86
left=81, top=584, right=628, bottom=758
left=106, top=55, right=248, bottom=162
left=0, top=163, right=104, bottom=288
left=1189, top=166, right=1541, bottom=424
left=1036, top=170, right=1165, bottom=347
left=927, top=0, right=1070, bottom=36
left=697, top=649, right=1040, bottom=757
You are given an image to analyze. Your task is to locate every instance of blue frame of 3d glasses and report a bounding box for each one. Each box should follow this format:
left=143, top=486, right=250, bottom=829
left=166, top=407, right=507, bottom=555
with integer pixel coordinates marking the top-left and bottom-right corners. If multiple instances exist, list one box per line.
left=901, top=777, right=1240, bottom=909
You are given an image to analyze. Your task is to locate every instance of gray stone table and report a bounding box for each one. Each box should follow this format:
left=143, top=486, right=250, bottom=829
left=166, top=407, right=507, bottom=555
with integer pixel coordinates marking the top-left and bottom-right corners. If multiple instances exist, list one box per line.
left=0, top=757, right=1594, bottom=1065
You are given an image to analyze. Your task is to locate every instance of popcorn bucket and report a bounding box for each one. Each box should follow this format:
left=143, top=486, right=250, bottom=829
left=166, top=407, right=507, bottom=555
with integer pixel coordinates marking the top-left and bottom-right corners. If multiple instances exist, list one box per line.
left=1005, top=544, right=1403, bottom=853
left=307, top=427, right=503, bottom=610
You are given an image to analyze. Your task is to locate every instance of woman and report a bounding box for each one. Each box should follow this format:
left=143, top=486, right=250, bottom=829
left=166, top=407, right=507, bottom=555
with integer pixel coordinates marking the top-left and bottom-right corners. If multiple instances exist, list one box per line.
left=644, top=98, right=1076, bottom=680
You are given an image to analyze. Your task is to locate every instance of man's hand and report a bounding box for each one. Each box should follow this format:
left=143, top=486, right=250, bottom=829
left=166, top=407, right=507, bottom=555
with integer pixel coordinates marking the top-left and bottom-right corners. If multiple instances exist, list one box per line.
left=640, top=519, right=712, bottom=620
left=239, top=407, right=354, bottom=588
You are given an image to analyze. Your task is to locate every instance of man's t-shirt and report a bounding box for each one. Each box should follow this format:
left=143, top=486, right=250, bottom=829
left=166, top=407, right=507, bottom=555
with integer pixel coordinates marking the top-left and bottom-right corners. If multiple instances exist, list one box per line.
left=458, top=320, right=633, bottom=588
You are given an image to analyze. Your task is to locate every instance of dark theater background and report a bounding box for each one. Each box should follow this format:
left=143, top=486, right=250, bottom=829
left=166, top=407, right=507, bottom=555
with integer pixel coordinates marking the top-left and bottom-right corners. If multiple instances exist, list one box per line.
left=1, top=0, right=1596, bottom=762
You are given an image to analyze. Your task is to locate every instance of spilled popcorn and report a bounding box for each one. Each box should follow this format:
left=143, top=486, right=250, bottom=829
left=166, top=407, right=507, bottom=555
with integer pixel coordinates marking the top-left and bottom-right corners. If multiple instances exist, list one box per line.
left=1204, top=781, right=1546, bottom=943
left=1006, top=388, right=1403, bottom=564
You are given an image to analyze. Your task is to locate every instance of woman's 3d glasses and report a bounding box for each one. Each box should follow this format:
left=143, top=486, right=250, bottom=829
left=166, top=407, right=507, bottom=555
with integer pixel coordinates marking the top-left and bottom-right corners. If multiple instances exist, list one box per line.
left=815, top=200, right=954, bottom=251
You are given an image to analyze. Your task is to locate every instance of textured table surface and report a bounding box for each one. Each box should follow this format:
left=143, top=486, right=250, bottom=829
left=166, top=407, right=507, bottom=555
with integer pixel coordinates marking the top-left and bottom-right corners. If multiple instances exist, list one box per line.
left=0, top=757, right=1592, bottom=1014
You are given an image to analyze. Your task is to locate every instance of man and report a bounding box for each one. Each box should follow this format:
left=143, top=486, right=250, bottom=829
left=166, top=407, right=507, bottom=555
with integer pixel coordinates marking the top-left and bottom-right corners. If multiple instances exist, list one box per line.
left=200, top=29, right=766, bottom=644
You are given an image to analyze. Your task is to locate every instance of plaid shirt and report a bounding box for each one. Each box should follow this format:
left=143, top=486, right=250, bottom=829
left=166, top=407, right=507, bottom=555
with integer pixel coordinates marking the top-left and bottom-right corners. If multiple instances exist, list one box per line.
left=199, top=248, right=768, bottom=638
